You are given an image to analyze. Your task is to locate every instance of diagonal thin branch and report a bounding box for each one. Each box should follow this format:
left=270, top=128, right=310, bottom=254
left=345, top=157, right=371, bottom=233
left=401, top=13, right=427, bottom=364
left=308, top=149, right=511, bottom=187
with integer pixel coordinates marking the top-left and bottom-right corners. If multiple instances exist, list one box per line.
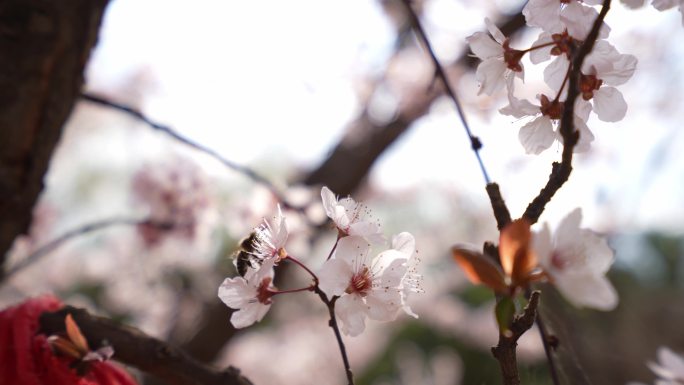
left=80, top=93, right=303, bottom=212
left=40, top=306, right=253, bottom=385
left=0, top=217, right=170, bottom=284
left=523, top=0, right=612, bottom=224
left=399, top=0, right=491, bottom=185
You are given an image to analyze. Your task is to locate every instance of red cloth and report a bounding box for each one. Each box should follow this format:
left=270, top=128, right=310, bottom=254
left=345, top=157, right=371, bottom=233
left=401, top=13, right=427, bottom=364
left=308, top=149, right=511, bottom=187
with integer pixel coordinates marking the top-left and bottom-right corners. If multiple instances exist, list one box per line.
left=0, top=296, right=138, bottom=385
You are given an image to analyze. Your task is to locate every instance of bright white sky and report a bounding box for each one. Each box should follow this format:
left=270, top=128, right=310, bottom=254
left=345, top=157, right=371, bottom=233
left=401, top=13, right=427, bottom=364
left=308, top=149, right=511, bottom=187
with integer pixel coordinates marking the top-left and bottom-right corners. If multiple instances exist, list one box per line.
left=82, top=0, right=684, bottom=234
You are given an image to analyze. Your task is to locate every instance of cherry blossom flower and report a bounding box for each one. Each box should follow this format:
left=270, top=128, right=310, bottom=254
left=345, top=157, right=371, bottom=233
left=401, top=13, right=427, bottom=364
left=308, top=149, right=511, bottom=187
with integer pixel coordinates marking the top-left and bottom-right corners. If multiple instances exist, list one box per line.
left=647, top=347, right=684, bottom=385
left=218, top=258, right=277, bottom=328
left=500, top=93, right=594, bottom=154
left=541, top=40, right=637, bottom=122
left=523, top=0, right=611, bottom=39
left=533, top=208, right=618, bottom=310
left=131, top=159, right=210, bottom=247
left=318, top=233, right=416, bottom=336
left=466, top=18, right=525, bottom=95
left=652, top=0, right=684, bottom=25
left=0, top=296, right=138, bottom=385
left=321, top=186, right=384, bottom=244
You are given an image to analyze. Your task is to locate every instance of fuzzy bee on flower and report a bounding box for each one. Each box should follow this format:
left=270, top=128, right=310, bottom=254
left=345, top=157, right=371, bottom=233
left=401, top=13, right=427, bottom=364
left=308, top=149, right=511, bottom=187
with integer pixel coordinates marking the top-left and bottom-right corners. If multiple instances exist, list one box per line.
left=231, top=205, right=289, bottom=276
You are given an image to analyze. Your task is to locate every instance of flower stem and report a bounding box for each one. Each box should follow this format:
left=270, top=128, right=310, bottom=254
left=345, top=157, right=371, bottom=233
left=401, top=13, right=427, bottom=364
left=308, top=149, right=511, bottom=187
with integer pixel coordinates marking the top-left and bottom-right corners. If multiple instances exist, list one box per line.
left=522, top=41, right=556, bottom=54
left=286, top=255, right=319, bottom=284
left=269, top=285, right=315, bottom=296
left=316, top=288, right=355, bottom=385
left=326, top=237, right=340, bottom=261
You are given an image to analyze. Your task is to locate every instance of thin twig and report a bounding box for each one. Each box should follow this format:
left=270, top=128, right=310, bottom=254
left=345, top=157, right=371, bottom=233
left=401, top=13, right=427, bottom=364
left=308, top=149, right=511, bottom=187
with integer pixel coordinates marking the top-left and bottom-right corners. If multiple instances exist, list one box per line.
left=399, top=0, right=491, bottom=185
left=40, top=306, right=253, bottom=385
left=536, top=309, right=561, bottom=385
left=315, top=288, right=354, bottom=385
left=80, top=93, right=303, bottom=212
left=523, top=0, right=612, bottom=223
left=0, top=217, right=170, bottom=284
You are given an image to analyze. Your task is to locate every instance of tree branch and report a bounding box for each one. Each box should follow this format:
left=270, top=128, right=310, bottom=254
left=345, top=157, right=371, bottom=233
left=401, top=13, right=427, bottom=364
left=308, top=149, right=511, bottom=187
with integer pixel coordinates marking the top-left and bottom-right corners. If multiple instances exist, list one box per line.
left=399, top=0, right=491, bottom=184
left=0, top=217, right=174, bottom=285
left=40, top=306, right=253, bottom=385
left=523, top=0, right=612, bottom=223
left=301, top=10, right=527, bottom=196
left=80, top=93, right=303, bottom=212
left=0, top=0, right=109, bottom=275
left=491, top=290, right=541, bottom=385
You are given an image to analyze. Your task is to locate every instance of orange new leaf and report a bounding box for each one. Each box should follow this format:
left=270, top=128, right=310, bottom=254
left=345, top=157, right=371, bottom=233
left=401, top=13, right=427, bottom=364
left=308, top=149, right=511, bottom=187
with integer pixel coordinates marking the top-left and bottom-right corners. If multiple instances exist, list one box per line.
left=65, top=313, right=90, bottom=354
left=499, top=219, right=538, bottom=287
left=452, top=245, right=508, bottom=294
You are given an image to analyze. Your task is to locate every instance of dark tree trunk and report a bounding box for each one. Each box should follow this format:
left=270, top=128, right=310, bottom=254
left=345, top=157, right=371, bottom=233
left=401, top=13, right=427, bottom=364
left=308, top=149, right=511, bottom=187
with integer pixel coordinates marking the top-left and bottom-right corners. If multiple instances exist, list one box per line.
left=0, top=0, right=109, bottom=274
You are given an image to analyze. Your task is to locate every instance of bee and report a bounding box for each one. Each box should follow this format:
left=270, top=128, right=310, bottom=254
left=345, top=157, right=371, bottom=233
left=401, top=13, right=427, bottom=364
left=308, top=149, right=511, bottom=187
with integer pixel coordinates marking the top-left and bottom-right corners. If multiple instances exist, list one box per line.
left=233, top=226, right=265, bottom=276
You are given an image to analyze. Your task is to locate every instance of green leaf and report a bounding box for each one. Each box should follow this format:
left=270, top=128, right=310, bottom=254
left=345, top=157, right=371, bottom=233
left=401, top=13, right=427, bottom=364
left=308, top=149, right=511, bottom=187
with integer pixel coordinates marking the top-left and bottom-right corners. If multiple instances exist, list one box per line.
left=495, top=296, right=515, bottom=336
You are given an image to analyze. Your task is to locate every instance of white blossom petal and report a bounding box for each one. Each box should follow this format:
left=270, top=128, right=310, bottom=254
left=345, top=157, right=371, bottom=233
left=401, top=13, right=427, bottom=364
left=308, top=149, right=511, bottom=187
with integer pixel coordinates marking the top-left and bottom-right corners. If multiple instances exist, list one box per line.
left=318, top=258, right=354, bottom=297
left=230, top=302, right=271, bottom=329
left=652, top=0, right=679, bottom=11
left=500, top=96, right=539, bottom=118
left=365, top=290, right=402, bottom=321
left=561, top=2, right=611, bottom=40
left=218, top=277, right=256, bottom=309
left=543, top=56, right=570, bottom=93
left=554, top=272, right=618, bottom=310
left=523, top=0, right=562, bottom=33
left=620, top=0, right=646, bottom=8
left=533, top=224, right=553, bottom=268
left=334, top=235, right=371, bottom=266
left=593, top=86, right=627, bottom=122
left=519, top=117, right=555, bottom=154
left=649, top=347, right=684, bottom=380
left=484, top=17, right=506, bottom=44
left=529, top=32, right=554, bottom=64
left=475, top=58, right=507, bottom=95
left=466, top=31, right=503, bottom=59
left=571, top=115, right=595, bottom=153
left=335, top=294, right=368, bottom=337
left=391, top=232, right=415, bottom=257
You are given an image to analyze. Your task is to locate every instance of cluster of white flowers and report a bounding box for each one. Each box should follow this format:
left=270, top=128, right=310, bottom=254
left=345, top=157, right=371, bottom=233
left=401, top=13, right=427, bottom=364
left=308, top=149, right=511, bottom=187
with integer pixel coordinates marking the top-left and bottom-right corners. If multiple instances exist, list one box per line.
left=468, top=0, right=638, bottom=154
left=218, top=187, right=422, bottom=336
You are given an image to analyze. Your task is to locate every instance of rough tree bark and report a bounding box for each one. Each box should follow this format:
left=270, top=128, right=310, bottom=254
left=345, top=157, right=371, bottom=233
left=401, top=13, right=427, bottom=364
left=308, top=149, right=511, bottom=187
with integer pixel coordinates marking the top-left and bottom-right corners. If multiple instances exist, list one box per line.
left=0, top=0, right=109, bottom=275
